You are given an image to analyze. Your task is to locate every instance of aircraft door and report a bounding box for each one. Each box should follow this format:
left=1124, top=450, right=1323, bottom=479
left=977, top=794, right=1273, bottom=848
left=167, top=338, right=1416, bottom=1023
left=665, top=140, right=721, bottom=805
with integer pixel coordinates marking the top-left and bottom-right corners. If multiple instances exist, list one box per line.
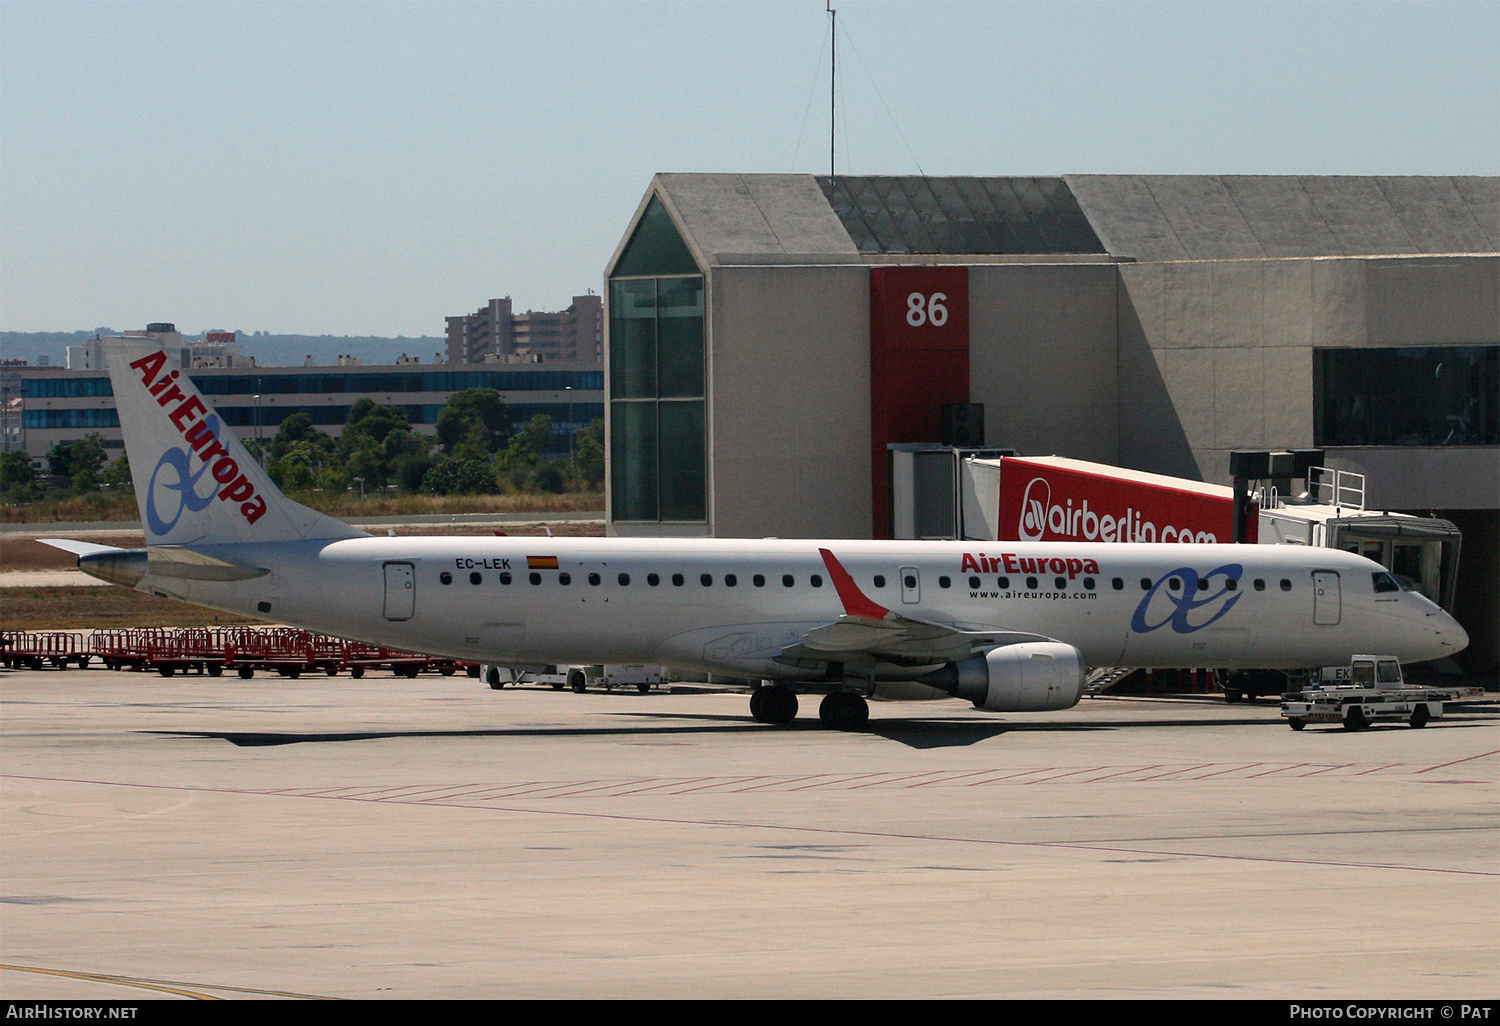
left=384, top=562, right=416, bottom=621
left=900, top=566, right=921, bottom=604
left=1312, top=570, right=1340, bottom=626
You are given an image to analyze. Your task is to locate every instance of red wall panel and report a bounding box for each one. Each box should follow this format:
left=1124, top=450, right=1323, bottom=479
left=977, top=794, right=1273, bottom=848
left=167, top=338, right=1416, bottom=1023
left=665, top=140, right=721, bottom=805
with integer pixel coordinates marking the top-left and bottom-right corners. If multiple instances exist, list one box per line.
left=869, top=266, right=970, bottom=537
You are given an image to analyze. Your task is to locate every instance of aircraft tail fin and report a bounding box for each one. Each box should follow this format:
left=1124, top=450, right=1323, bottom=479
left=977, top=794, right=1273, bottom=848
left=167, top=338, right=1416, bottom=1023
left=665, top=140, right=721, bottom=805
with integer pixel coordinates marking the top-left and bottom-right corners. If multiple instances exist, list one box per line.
left=105, top=339, right=367, bottom=547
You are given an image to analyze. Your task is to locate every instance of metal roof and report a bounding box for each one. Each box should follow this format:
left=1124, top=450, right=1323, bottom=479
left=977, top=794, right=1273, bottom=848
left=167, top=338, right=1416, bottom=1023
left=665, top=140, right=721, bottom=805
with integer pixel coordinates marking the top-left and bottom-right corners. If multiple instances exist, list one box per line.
left=642, top=174, right=1499, bottom=265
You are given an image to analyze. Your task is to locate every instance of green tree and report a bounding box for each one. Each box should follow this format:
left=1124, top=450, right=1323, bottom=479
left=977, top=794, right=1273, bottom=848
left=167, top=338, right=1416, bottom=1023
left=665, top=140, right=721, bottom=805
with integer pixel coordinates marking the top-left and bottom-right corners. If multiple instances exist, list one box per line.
left=269, top=412, right=335, bottom=463
left=423, top=456, right=497, bottom=495
left=494, top=414, right=555, bottom=491
left=0, top=450, right=37, bottom=492
left=435, top=388, right=511, bottom=458
left=337, top=401, right=430, bottom=490
left=46, top=434, right=107, bottom=481
left=101, top=453, right=133, bottom=490
left=567, top=419, right=604, bottom=489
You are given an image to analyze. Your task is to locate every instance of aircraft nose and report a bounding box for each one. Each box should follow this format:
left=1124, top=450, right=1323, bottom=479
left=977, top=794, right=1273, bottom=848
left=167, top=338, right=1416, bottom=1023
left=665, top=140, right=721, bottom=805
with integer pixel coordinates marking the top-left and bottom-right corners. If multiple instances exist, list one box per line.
left=1441, top=612, right=1470, bottom=655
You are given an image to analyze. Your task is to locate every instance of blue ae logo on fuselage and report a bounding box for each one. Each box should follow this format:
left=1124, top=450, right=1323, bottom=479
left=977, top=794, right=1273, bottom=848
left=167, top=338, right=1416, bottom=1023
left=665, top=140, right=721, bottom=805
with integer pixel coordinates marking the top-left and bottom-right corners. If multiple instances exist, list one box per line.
left=146, top=414, right=223, bottom=537
left=1130, top=564, right=1244, bottom=634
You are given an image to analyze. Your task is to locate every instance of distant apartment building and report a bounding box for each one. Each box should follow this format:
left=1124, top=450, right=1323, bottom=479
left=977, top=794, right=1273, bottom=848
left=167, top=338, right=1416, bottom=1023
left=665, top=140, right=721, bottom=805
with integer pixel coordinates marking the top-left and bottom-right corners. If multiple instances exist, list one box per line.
left=66, top=325, right=257, bottom=372
left=445, top=294, right=602, bottom=364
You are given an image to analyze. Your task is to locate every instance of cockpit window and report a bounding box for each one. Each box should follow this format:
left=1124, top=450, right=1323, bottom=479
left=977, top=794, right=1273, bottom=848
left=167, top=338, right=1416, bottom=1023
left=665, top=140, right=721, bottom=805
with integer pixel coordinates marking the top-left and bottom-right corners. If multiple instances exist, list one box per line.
left=1372, top=572, right=1402, bottom=594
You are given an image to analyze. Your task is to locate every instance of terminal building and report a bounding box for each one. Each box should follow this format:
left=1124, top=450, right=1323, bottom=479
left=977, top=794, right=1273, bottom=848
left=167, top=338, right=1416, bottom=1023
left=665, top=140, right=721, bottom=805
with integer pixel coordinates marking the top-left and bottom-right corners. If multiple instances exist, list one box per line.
left=19, top=334, right=602, bottom=457
left=601, top=173, right=1498, bottom=672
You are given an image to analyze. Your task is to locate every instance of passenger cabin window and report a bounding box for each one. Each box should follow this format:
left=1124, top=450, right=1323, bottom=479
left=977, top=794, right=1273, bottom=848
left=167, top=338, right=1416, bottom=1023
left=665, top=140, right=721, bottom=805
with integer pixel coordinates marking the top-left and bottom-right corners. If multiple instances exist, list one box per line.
left=1083, top=577, right=1095, bottom=590
left=618, top=573, right=631, bottom=586
left=470, top=572, right=482, bottom=585
left=782, top=574, right=795, bottom=587
left=559, top=573, right=571, bottom=586
left=810, top=574, right=823, bottom=588
left=529, top=572, right=541, bottom=585
left=588, top=573, right=601, bottom=586
left=1140, top=578, right=1152, bottom=590
left=939, top=576, right=951, bottom=589
left=873, top=575, right=886, bottom=588
left=1253, top=579, right=1265, bottom=591
left=998, top=577, right=1009, bottom=589
left=672, top=573, right=684, bottom=587
left=1168, top=577, right=1181, bottom=591
left=725, top=574, right=737, bottom=587
left=500, top=572, right=512, bottom=585
left=700, top=573, right=712, bottom=586
left=753, top=574, right=766, bottom=587
left=1112, top=578, right=1123, bottom=590
left=648, top=573, right=660, bottom=586
left=1026, top=577, right=1038, bottom=590
left=969, top=576, right=981, bottom=589
left=1280, top=579, right=1292, bottom=591
left=1054, top=577, right=1066, bottom=589
left=440, top=572, right=452, bottom=585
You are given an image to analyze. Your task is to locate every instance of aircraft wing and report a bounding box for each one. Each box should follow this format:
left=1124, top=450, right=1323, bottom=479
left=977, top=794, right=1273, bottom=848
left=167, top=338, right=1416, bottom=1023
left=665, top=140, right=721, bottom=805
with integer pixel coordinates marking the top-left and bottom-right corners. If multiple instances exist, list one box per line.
left=785, top=549, right=1052, bottom=666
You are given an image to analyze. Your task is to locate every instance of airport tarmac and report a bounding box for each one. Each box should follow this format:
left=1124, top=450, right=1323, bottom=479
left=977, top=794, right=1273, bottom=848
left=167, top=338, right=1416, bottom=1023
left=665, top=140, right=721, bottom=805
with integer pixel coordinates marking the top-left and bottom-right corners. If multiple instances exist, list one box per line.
left=1, top=668, right=1495, bottom=1000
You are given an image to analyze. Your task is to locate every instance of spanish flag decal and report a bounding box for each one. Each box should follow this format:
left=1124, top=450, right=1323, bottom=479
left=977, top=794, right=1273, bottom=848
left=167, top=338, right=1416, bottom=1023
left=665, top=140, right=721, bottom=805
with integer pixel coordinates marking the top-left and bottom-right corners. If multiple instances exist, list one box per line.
left=527, top=555, right=560, bottom=570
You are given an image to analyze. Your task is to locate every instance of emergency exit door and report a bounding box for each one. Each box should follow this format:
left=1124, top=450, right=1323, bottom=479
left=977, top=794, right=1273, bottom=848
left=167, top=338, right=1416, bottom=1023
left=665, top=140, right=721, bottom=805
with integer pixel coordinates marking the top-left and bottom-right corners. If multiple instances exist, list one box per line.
left=900, top=566, right=921, bottom=604
left=1312, top=571, right=1341, bottom=626
left=384, top=562, right=415, bottom=620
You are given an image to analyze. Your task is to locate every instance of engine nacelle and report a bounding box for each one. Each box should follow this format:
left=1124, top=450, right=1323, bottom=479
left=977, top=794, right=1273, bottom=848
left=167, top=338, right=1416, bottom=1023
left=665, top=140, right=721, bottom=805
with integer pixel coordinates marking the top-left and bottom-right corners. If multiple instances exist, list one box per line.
left=918, top=642, right=1085, bottom=712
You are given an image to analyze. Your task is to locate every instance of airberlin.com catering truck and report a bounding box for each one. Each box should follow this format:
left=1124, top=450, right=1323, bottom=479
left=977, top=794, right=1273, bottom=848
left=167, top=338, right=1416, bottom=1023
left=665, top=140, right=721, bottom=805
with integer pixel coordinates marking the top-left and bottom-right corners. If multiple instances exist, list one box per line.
left=943, top=454, right=1462, bottom=700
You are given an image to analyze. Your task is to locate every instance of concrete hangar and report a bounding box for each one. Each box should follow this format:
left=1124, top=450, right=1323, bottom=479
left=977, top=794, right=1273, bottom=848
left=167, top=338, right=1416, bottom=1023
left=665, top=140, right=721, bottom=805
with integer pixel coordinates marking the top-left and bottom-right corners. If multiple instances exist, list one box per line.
left=601, top=173, right=1498, bottom=673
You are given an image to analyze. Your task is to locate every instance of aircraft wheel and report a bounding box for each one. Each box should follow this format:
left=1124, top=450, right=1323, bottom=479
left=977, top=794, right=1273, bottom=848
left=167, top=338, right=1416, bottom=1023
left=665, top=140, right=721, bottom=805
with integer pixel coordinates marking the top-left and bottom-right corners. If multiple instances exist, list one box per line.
left=758, top=685, right=798, bottom=724
left=1287, top=717, right=1306, bottom=731
left=1409, top=705, right=1430, bottom=729
left=569, top=669, right=587, bottom=693
left=1343, top=706, right=1368, bottom=731
left=819, top=691, right=869, bottom=731
left=749, top=687, right=768, bottom=722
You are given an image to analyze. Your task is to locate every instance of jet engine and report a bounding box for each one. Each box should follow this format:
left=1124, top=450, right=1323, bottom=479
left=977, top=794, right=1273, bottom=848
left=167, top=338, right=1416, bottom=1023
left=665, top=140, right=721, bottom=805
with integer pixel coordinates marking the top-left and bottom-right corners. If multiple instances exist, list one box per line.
left=917, top=642, right=1085, bottom=712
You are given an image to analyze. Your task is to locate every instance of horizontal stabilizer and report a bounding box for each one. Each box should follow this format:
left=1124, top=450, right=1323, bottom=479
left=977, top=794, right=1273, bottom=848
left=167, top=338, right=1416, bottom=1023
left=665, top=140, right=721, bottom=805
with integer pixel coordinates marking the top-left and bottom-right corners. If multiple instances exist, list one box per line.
left=34, top=538, right=125, bottom=558
left=147, top=546, right=268, bottom=581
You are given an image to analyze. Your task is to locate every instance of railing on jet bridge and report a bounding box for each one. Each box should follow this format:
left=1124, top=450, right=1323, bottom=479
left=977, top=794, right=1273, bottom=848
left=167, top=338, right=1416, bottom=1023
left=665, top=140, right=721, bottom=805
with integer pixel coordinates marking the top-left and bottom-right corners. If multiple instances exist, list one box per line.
left=1309, top=467, right=1366, bottom=511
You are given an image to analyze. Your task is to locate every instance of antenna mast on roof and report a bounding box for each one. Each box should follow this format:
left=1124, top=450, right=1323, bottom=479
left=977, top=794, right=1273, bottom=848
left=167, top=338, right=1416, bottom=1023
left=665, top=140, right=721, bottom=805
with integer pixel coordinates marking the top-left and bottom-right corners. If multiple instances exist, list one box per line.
left=828, top=1, right=836, bottom=176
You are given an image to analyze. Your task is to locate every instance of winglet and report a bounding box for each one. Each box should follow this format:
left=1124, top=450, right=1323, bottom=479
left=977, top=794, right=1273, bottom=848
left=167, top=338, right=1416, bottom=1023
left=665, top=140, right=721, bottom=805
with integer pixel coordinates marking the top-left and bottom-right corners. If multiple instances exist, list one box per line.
left=818, top=548, right=890, bottom=620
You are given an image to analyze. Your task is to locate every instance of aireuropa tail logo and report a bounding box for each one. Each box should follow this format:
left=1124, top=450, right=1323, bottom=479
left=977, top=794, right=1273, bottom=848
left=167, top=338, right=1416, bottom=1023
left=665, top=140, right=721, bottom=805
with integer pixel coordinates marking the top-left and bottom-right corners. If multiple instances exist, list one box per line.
left=1018, top=477, right=1050, bottom=540
left=1131, top=564, right=1244, bottom=634
left=147, top=414, right=224, bottom=536
left=129, top=350, right=268, bottom=537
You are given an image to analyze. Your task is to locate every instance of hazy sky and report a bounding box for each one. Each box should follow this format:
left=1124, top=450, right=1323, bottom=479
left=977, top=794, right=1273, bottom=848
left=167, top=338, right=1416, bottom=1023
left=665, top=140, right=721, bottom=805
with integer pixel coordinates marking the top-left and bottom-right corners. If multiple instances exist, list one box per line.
left=2, top=0, right=1496, bottom=338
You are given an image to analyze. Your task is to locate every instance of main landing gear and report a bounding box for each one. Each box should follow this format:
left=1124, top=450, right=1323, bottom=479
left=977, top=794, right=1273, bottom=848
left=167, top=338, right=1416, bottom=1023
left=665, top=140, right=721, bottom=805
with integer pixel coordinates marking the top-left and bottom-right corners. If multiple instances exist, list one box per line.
left=749, top=684, right=798, bottom=724
left=748, top=684, right=870, bottom=731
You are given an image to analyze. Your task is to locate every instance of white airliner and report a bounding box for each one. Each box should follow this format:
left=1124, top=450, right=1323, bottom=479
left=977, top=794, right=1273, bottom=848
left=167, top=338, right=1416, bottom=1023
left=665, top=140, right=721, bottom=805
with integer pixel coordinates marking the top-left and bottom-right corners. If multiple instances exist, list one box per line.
left=41, top=340, right=1469, bottom=730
